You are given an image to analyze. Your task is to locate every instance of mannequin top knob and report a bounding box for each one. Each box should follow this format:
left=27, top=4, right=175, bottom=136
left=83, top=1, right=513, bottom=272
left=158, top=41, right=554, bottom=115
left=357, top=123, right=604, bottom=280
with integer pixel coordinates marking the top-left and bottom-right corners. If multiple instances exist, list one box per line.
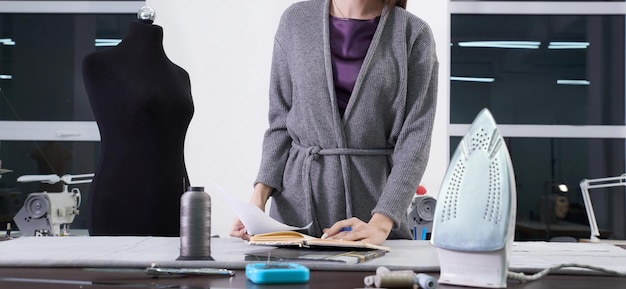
left=137, top=6, right=156, bottom=24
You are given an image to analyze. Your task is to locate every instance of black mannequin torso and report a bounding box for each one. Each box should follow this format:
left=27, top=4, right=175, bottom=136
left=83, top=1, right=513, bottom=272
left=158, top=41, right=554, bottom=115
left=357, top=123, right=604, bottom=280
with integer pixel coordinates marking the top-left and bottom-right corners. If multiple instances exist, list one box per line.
left=82, top=21, right=194, bottom=236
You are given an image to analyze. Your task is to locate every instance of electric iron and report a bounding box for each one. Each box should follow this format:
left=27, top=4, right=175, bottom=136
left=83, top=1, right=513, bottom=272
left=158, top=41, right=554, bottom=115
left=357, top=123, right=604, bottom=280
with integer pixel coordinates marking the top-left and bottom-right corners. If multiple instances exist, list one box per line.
left=431, top=108, right=516, bottom=288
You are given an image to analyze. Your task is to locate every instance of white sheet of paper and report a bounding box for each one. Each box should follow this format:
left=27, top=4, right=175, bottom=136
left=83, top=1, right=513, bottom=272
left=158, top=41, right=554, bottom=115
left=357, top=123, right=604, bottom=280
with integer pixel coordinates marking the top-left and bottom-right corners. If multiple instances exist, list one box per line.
left=208, top=181, right=311, bottom=235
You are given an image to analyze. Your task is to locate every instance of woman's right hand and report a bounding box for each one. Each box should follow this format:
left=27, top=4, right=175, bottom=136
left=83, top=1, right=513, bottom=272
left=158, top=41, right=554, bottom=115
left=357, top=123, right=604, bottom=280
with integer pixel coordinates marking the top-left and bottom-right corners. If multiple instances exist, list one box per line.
left=230, top=217, right=250, bottom=240
left=229, top=183, right=274, bottom=240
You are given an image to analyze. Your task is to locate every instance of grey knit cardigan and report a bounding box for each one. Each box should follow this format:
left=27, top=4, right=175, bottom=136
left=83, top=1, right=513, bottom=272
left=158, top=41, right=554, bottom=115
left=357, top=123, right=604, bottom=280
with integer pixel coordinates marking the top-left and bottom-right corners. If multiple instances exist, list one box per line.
left=256, top=0, right=438, bottom=239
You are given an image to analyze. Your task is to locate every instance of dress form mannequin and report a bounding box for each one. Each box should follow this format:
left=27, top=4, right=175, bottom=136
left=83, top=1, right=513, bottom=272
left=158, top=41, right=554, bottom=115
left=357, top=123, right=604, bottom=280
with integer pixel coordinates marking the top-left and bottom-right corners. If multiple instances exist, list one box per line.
left=82, top=7, right=194, bottom=236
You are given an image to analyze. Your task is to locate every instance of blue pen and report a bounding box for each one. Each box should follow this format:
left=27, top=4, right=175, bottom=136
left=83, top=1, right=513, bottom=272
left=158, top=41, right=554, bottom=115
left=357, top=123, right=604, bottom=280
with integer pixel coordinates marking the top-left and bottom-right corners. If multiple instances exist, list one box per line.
left=321, top=226, right=352, bottom=239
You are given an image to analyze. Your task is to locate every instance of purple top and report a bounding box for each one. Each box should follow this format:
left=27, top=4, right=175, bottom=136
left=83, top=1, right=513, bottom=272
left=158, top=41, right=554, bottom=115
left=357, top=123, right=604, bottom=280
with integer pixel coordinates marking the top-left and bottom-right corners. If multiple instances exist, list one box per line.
left=329, top=15, right=380, bottom=117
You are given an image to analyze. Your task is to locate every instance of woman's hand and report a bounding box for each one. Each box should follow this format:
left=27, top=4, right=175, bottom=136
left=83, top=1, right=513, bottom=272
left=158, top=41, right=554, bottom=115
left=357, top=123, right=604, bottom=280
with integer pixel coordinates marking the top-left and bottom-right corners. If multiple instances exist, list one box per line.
left=230, top=217, right=251, bottom=240
left=229, top=183, right=274, bottom=240
left=321, top=213, right=393, bottom=245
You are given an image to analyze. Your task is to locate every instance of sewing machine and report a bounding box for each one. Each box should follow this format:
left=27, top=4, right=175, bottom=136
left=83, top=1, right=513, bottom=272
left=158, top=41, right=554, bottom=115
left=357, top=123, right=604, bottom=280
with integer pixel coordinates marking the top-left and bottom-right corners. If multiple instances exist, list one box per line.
left=13, top=173, right=93, bottom=236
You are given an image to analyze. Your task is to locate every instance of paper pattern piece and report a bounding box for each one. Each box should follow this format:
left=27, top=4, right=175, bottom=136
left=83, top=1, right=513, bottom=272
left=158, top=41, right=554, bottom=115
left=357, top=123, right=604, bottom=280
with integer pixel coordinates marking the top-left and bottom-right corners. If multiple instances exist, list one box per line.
left=209, top=181, right=311, bottom=235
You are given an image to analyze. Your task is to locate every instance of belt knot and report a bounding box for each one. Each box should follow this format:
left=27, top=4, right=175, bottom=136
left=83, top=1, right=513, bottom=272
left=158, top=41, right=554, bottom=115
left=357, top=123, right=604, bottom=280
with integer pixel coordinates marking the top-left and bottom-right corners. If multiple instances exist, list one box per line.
left=306, top=145, right=322, bottom=160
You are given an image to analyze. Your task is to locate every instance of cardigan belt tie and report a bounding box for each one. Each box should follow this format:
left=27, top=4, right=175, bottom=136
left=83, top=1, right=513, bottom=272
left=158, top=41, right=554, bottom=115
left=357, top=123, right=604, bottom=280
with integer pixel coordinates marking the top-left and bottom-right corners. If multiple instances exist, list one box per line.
left=292, top=141, right=393, bottom=236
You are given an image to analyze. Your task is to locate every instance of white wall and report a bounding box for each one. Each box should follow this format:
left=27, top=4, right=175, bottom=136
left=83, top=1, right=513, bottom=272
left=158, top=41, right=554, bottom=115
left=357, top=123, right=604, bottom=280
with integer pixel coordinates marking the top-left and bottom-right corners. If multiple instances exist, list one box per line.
left=147, top=0, right=449, bottom=237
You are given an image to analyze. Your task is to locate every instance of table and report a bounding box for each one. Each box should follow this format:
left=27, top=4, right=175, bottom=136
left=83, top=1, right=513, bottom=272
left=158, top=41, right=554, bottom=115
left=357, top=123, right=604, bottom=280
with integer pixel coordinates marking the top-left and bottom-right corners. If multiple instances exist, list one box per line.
left=0, top=236, right=625, bottom=288
left=515, top=220, right=612, bottom=241
left=1, top=267, right=625, bottom=289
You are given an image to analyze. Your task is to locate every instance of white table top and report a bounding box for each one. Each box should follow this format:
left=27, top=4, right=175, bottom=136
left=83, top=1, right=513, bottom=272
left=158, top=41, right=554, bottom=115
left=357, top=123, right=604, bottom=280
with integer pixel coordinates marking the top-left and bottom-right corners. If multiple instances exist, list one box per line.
left=0, top=235, right=625, bottom=275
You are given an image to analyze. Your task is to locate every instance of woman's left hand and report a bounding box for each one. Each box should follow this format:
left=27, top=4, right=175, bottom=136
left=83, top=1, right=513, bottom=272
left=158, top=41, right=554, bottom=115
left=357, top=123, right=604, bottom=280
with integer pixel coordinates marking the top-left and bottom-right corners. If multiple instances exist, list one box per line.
left=321, top=213, right=393, bottom=245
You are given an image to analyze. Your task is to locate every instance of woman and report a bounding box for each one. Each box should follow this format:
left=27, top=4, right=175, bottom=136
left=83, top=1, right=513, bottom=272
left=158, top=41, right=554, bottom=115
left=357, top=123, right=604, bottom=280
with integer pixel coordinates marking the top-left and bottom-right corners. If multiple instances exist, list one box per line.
left=231, top=0, right=438, bottom=245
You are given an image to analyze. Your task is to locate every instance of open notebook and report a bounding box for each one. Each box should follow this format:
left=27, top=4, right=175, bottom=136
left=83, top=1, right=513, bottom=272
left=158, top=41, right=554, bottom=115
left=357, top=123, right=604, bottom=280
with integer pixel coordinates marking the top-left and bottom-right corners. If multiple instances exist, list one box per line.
left=210, top=181, right=390, bottom=252
left=248, top=230, right=390, bottom=251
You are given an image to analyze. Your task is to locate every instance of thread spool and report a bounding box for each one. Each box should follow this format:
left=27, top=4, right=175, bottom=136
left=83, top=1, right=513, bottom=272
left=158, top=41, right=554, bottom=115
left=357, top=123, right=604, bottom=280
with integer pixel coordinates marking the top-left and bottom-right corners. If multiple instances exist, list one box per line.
left=177, top=186, right=213, bottom=260
left=374, top=270, right=414, bottom=288
left=363, top=275, right=376, bottom=286
left=372, top=267, right=438, bottom=289
left=414, top=273, right=438, bottom=289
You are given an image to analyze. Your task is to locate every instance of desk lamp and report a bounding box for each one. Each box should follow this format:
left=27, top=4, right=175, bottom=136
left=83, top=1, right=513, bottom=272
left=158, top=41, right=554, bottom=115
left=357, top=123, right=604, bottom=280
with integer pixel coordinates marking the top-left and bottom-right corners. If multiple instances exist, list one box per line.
left=431, top=108, right=517, bottom=288
left=579, top=174, right=626, bottom=242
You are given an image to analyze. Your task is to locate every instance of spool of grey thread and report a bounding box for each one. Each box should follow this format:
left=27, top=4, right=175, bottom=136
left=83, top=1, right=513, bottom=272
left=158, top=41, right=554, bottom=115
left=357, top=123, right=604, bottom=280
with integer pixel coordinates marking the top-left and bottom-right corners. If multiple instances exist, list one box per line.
left=177, top=186, right=214, bottom=260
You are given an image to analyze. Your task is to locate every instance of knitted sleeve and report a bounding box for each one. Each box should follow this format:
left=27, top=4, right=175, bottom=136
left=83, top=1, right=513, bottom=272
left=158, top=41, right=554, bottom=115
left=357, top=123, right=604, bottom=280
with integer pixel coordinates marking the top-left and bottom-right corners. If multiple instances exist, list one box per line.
left=372, top=22, right=439, bottom=229
left=254, top=28, right=294, bottom=192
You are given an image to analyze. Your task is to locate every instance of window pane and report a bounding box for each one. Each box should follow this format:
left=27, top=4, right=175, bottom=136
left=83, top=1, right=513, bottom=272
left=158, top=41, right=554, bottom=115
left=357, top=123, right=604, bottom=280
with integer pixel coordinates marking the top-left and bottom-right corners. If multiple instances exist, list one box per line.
left=0, top=13, right=136, bottom=121
left=450, top=137, right=626, bottom=240
left=0, top=141, right=99, bottom=231
left=450, top=15, right=625, bottom=125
